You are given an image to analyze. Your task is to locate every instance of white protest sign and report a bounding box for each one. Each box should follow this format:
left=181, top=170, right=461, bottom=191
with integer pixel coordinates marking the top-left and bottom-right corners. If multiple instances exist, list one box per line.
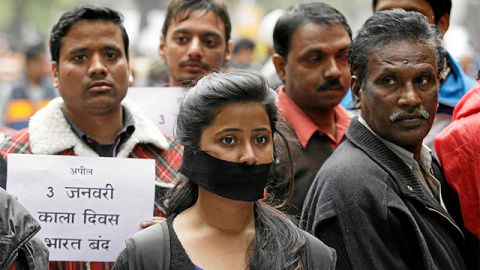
left=125, top=87, right=186, bottom=137
left=6, top=154, right=155, bottom=262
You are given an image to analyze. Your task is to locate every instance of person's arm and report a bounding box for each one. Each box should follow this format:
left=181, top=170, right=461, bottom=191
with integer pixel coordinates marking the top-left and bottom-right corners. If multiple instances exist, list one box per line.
left=435, top=119, right=480, bottom=269
left=0, top=127, right=17, bottom=138
left=0, top=153, right=7, bottom=189
left=313, top=210, right=352, bottom=269
left=140, top=216, right=166, bottom=228
left=113, top=249, right=130, bottom=270
left=0, top=189, right=49, bottom=269
left=435, top=119, right=480, bottom=238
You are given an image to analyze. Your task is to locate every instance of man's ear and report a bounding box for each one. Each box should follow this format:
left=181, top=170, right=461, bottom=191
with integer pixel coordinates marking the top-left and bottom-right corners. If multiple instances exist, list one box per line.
left=158, top=35, right=166, bottom=60
left=128, top=62, right=134, bottom=86
left=51, top=61, right=59, bottom=89
left=436, top=13, right=450, bottom=37
left=272, top=53, right=286, bottom=83
left=223, top=40, right=233, bottom=65
left=351, top=74, right=362, bottom=109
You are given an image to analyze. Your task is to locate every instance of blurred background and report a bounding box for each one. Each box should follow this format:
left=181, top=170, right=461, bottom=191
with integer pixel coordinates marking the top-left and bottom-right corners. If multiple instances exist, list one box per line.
left=0, top=0, right=478, bottom=88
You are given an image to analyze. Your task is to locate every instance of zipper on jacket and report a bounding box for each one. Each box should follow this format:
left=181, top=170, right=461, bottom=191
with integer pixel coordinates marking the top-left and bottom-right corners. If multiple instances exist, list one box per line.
left=5, top=252, right=18, bottom=270
left=5, top=223, right=42, bottom=270
left=426, top=206, right=465, bottom=240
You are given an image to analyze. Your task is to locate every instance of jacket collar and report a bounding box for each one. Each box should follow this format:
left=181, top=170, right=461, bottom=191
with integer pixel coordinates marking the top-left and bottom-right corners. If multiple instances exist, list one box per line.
left=346, top=117, right=442, bottom=208
left=347, top=117, right=464, bottom=240
left=28, top=97, right=169, bottom=157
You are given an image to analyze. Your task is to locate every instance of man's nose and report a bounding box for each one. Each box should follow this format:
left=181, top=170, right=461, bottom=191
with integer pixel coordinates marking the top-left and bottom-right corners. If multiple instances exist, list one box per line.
left=398, top=82, right=422, bottom=108
left=323, top=58, right=342, bottom=80
left=187, top=37, right=203, bottom=60
left=88, top=54, right=107, bottom=77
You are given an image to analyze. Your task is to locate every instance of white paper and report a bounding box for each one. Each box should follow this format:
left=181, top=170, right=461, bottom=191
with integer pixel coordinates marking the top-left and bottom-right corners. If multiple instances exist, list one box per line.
left=6, top=154, right=155, bottom=262
left=125, top=87, right=186, bottom=137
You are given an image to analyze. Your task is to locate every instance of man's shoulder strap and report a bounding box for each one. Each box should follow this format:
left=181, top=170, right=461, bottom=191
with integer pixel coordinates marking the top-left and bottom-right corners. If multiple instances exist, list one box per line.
left=125, top=221, right=170, bottom=270
left=301, top=230, right=336, bottom=270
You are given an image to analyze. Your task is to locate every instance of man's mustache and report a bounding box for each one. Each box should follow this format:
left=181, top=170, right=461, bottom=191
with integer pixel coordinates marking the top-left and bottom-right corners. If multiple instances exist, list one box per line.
left=316, top=79, right=343, bottom=92
left=179, top=59, right=210, bottom=70
left=389, top=108, right=430, bottom=122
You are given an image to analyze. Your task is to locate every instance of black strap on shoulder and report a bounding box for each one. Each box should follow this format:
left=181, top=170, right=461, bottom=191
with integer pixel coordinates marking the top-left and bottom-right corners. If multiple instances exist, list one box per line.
left=125, top=221, right=170, bottom=270
left=302, top=230, right=337, bottom=270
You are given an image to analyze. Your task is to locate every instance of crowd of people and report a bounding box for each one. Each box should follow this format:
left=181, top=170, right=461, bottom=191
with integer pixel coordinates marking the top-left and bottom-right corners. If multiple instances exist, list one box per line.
left=0, top=0, right=479, bottom=269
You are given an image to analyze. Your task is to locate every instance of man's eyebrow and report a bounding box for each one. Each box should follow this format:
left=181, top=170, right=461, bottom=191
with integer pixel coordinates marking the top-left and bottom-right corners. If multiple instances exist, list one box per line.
left=418, top=67, right=436, bottom=74
left=375, top=66, right=398, bottom=77
left=105, top=44, right=121, bottom=51
left=69, top=47, right=87, bottom=55
left=172, top=29, right=191, bottom=35
left=203, top=31, right=222, bottom=38
left=304, top=48, right=325, bottom=55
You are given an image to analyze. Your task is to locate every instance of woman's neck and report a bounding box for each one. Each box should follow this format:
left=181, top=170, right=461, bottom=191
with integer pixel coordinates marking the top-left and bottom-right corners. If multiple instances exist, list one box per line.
left=189, top=189, right=255, bottom=233
left=172, top=189, right=256, bottom=270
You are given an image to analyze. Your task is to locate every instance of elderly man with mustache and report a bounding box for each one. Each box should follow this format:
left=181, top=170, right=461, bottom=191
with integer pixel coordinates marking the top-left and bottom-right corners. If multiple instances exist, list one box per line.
left=301, top=9, right=468, bottom=270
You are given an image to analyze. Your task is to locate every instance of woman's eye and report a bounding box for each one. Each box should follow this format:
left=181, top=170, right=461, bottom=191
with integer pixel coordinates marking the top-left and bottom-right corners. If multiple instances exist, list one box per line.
left=255, top=136, right=267, bottom=144
left=221, top=137, right=236, bottom=145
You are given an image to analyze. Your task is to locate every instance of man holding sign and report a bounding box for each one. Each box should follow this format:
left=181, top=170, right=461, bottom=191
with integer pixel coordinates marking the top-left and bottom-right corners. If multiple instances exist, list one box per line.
left=0, top=5, right=182, bottom=270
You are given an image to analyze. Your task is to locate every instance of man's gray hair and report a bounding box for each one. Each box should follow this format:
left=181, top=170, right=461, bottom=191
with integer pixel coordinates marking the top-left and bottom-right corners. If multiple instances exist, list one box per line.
left=349, top=9, right=446, bottom=87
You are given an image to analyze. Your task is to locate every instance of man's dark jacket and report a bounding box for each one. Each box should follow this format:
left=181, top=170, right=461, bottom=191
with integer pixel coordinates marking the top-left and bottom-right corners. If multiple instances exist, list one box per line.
left=301, top=117, right=468, bottom=270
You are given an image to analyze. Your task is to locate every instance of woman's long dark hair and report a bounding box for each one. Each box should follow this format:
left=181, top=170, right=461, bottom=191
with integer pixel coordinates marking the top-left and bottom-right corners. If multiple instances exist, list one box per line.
left=166, top=70, right=308, bottom=269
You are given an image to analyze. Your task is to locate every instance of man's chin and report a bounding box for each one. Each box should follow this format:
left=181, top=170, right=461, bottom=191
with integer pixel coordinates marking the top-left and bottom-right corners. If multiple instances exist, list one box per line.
left=178, top=74, right=207, bottom=87
left=388, top=131, right=429, bottom=150
left=84, top=102, right=119, bottom=116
